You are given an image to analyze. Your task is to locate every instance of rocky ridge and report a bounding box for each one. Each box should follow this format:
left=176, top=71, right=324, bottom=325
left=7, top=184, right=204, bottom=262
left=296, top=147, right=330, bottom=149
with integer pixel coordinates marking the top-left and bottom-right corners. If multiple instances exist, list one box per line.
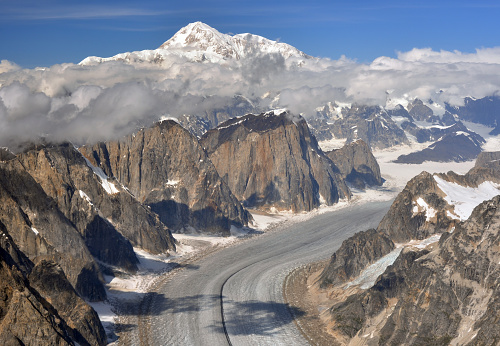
left=324, top=139, right=383, bottom=189
left=81, top=119, right=251, bottom=234
left=0, top=158, right=106, bottom=301
left=0, top=221, right=106, bottom=345
left=200, top=110, right=351, bottom=212
left=315, top=151, right=500, bottom=344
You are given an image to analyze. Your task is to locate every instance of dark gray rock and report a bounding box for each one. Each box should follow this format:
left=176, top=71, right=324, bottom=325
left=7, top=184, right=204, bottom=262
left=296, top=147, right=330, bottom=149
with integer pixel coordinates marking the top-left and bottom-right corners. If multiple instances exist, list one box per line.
left=319, top=229, right=394, bottom=288
left=201, top=111, right=351, bottom=212
left=446, top=95, right=500, bottom=134
left=407, top=98, right=440, bottom=122
left=325, top=139, right=382, bottom=189
left=394, top=127, right=485, bottom=164
left=0, top=159, right=105, bottom=301
left=330, top=105, right=409, bottom=149
left=0, top=148, right=15, bottom=162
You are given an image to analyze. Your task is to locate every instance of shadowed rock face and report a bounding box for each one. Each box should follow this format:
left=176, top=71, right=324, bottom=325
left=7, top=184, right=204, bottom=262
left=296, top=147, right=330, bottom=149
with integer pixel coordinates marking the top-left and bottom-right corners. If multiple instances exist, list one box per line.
left=200, top=111, right=351, bottom=212
left=325, top=139, right=382, bottom=190
left=319, top=229, right=394, bottom=288
left=0, top=159, right=105, bottom=301
left=81, top=120, right=251, bottom=235
left=329, top=196, right=500, bottom=345
left=18, top=143, right=175, bottom=259
left=0, top=222, right=106, bottom=346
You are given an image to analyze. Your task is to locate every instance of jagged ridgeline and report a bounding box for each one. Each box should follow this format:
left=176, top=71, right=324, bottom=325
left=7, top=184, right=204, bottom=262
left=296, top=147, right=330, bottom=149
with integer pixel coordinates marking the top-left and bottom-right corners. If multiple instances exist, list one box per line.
left=200, top=110, right=352, bottom=212
left=316, top=151, right=500, bottom=344
left=80, top=119, right=252, bottom=234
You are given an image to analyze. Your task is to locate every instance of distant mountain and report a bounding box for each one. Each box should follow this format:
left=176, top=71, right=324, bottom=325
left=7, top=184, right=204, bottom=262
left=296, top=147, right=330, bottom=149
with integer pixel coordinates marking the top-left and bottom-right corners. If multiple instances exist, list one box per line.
left=395, top=122, right=485, bottom=164
left=80, top=21, right=310, bottom=65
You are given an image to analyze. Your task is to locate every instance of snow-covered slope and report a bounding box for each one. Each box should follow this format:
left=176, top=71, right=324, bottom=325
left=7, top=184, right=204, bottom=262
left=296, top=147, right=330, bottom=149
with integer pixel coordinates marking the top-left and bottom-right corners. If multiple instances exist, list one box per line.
left=80, top=21, right=310, bottom=65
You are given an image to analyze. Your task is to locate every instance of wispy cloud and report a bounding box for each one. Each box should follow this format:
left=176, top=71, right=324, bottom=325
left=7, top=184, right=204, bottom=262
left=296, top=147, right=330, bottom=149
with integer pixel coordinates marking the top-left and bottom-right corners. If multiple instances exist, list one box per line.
left=1, top=5, right=171, bottom=21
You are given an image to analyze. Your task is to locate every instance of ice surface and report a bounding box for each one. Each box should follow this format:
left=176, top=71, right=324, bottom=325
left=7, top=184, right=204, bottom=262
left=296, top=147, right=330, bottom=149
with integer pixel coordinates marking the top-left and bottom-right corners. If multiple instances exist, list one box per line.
left=82, top=156, right=119, bottom=194
left=346, top=234, right=442, bottom=290
left=434, top=176, right=500, bottom=221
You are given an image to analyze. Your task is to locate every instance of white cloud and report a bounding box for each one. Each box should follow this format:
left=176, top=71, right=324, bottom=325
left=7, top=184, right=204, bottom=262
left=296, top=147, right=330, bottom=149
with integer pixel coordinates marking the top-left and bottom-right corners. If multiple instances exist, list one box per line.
left=0, top=46, right=500, bottom=148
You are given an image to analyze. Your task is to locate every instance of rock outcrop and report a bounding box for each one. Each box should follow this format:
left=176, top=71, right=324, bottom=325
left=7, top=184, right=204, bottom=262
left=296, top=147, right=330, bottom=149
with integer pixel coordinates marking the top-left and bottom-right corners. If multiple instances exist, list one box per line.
left=376, top=171, right=456, bottom=242
left=0, top=222, right=106, bottom=346
left=81, top=120, right=251, bottom=234
left=330, top=105, right=409, bottom=149
left=18, top=143, right=175, bottom=259
left=328, top=196, right=500, bottom=345
left=407, top=98, right=439, bottom=122
left=324, top=139, right=382, bottom=189
left=0, top=159, right=105, bottom=301
left=200, top=110, right=351, bottom=212
left=319, top=229, right=394, bottom=288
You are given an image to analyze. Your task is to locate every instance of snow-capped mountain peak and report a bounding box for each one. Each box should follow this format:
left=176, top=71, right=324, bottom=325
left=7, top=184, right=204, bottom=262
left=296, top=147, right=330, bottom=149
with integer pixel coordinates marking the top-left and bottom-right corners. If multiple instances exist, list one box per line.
left=80, top=21, right=310, bottom=65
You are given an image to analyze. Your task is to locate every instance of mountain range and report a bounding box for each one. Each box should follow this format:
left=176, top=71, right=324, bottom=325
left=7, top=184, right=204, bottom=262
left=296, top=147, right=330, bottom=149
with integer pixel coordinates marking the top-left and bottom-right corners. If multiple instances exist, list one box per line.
left=78, top=22, right=499, bottom=164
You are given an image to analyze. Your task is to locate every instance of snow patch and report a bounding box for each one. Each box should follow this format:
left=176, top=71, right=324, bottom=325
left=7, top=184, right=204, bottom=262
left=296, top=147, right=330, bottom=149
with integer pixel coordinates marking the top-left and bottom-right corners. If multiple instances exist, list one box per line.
left=346, top=234, right=442, bottom=290
left=346, top=247, right=403, bottom=289
left=434, top=176, right=500, bottom=221
left=82, top=156, right=120, bottom=194
left=413, top=197, right=437, bottom=221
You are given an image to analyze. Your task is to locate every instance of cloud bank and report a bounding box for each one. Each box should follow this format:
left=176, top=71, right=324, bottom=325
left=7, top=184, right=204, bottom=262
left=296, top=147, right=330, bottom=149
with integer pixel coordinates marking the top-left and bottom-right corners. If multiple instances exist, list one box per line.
left=1, top=47, right=500, bottom=148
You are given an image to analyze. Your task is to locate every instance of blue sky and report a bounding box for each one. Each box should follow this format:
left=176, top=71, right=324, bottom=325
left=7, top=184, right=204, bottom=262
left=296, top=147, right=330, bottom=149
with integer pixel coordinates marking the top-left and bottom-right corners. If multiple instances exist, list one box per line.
left=1, top=0, right=500, bottom=68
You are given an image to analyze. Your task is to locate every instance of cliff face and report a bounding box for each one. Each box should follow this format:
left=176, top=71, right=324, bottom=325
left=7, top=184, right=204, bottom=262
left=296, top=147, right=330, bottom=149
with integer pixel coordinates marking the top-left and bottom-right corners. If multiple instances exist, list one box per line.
left=319, top=229, right=394, bottom=288
left=81, top=120, right=251, bottom=234
left=329, top=196, right=500, bottom=345
left=200, top=111, right=351, bottom=212
left=17, top=143, right=175, bottom=258
left=325, top=139, right=382, bottom=189
left=0, top=222, right=106, bottom=346
left=0, top=159, right=105, bottom=301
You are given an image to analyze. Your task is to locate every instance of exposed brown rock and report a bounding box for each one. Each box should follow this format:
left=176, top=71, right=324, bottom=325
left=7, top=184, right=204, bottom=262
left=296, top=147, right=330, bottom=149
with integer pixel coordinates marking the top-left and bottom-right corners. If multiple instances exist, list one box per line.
left=81, top=120, right=250, bottom=234
left=201, top=111, right=350, bottom=212
left=0, top=222, right=105, bottom=346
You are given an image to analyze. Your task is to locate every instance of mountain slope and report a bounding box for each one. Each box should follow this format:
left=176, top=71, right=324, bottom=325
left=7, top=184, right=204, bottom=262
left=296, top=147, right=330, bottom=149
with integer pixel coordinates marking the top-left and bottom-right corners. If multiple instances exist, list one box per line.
left=80, top=21, right=310, bottom=65
left=81, top=120, right=251, bottom=234
left=200, top=110, right=351, bottom=212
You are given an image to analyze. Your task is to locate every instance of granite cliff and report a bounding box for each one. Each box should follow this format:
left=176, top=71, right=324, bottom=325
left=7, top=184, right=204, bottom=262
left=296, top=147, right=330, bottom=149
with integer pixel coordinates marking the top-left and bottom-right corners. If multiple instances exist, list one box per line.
left=324, top=140, right=382, bottom=190
left=200, top=110, right=351, bottom=212
left=81, top=119, right=251, bottom=234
